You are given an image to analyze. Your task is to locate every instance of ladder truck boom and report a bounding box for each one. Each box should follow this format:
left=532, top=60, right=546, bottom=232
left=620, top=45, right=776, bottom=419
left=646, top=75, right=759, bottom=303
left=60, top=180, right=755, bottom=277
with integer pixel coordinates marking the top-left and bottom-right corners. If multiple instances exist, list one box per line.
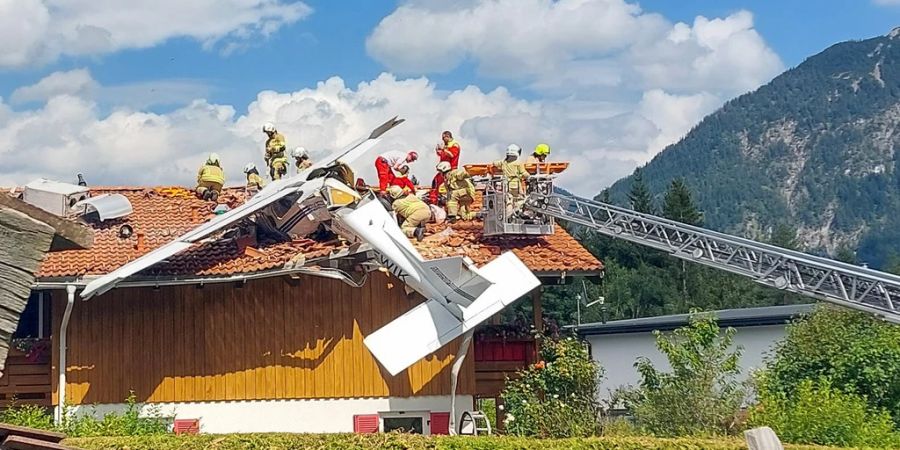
left=525, top=192, right=900, bottom=324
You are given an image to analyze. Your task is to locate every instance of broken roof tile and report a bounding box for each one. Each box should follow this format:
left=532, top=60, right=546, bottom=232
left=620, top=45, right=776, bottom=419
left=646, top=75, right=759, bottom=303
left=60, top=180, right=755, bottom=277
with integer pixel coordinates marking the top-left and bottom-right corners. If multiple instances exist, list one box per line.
left=35, top=186, right=602, bottom=279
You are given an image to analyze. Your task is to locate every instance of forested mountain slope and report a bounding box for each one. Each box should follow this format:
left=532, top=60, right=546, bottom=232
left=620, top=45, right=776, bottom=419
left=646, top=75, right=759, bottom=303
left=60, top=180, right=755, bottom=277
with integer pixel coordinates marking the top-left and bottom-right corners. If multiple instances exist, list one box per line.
left=607, top=29, right=900, bottom=268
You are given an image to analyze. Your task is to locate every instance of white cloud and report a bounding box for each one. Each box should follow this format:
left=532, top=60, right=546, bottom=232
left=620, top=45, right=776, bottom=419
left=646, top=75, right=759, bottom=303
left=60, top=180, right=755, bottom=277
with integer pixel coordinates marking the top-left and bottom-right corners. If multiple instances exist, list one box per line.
left=11, top=69, right=98, bottom=103
left=874, top=0, right=900, bottom=6
left=367, top=0, right=782, bottom=97
left=361, top=0, right=785, bottom=192
left=0, top=72, right=655, bottom=196
left=11, top=69, right=213, bottom=109
left=637, top=90, right=721, bottom=161
left=0, top=0, right=313, bottom=68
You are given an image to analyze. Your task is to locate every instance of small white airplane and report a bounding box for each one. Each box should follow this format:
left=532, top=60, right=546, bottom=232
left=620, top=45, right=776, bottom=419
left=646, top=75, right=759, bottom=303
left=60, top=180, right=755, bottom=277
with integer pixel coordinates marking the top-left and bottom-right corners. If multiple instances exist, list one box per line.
left=81, top=117, right=540, bottom=376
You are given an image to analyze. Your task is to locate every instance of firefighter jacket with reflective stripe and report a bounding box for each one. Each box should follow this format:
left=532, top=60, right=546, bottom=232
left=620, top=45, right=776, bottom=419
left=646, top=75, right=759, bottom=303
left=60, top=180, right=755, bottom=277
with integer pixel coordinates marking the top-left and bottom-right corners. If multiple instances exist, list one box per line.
left=444, top=168, right=475, bottom=197
left=265, top=133, right=286, bottom=159
left=197, top=164, right=225, bottom=185
left=392, top=193, right=429, bottom=218
left=492, top=160, right=528, bottom=188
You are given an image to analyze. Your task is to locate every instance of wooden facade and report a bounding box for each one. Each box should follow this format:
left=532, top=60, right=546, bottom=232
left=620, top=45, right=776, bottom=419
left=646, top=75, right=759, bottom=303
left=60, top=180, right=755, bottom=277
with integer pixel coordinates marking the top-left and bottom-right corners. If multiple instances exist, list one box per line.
left=0, top=343, right=52, bottom=408
left=49, top=273, right=475, bottom=406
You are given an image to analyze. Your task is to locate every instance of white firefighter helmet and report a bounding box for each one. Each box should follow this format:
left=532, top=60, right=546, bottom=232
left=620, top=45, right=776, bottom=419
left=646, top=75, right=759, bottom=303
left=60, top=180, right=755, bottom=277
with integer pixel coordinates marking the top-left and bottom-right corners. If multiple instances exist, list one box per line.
left=387, top=185, right=405, bottom=199
left=243, top=163, right=256, bottom=174
left=505, top=144, right=521, bottom=157
left=207, top=153, right=221, bottom=165
left=291, top=146, right=308, bottom=159
left=436, top=161, right=452, bottom=173
left=262, top=122, right=276, bottom=133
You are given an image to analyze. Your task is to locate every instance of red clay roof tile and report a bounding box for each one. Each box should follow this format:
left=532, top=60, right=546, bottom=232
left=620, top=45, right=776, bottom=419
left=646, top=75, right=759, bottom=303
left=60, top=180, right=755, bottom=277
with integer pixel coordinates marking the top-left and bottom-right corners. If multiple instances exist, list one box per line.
left=36, top=186, right=602, bottom=279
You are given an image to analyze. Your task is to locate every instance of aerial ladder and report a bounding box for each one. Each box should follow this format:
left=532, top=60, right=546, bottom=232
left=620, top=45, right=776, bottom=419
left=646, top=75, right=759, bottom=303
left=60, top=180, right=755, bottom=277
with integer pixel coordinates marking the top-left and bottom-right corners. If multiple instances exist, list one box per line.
left=468, top=162, right=900, bottom=324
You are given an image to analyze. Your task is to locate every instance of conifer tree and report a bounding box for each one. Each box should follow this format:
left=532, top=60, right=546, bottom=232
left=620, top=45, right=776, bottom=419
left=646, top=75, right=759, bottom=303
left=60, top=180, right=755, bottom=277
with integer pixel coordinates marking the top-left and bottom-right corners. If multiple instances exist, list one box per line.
left=628, top=168, right=655, bottom=214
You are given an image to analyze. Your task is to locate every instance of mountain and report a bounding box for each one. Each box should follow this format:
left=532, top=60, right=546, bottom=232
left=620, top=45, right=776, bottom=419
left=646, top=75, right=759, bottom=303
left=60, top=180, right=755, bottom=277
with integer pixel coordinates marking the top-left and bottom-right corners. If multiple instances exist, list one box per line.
left=606, top=28, right=900, bottom=269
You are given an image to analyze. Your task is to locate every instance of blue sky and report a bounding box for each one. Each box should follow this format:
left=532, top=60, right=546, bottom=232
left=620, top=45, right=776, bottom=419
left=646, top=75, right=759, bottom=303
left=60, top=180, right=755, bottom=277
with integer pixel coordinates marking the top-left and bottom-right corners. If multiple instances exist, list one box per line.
left=0, top=0, right=897, bottom=194
left=3, top=0, right=894, bottom=109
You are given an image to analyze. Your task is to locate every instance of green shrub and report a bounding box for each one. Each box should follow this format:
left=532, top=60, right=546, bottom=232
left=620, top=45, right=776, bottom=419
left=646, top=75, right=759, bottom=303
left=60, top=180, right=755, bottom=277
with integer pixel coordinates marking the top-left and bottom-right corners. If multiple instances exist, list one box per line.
left=62, top=392, right=169, bottom=437
left=62, top=433, right=873, bottom=450
left=0, top=403, right=55, bottom=430
left=500, top=336, right=603, bottom=438
left=749, top=377, right=900, bottom=448
left=761, top=305, right=900, bottom=424
left=618, top=311, right=745, bottom=437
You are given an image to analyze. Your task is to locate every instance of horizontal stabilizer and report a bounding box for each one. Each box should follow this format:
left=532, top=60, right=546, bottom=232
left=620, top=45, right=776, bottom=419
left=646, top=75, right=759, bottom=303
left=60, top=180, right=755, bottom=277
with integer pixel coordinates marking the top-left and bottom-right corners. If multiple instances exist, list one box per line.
left=364, top=251, right=539, bottom=375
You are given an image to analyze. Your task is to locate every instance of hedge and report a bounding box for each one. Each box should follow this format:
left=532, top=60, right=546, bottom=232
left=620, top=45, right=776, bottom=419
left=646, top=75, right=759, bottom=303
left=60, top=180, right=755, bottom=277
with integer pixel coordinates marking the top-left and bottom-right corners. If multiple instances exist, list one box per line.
left=63, top=433, right=878, bottom=450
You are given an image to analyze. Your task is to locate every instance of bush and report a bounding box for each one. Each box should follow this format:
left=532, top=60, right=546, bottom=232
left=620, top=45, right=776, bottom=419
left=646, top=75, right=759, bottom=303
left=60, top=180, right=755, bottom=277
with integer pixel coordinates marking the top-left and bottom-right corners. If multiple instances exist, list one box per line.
left=500, top=336, right=603, bottom=438
left=618, top=311, right=745, bottom=437
left=0, top=403, right=55, bottom=430
left=62, top=392, right=169, bottom=437
left=749, top=377, right=900, bottom=447
left=63, top=433, right=874, bottom=450
left=0, top=392, right=169, bottom=438
left=760, top=305, right=900, bottom=424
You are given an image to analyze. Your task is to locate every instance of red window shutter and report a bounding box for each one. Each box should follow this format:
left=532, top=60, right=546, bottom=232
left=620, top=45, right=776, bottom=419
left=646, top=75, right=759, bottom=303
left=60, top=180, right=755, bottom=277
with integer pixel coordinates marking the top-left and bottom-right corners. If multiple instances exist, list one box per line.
left=353, top=414, right=379, bottom=433
left=430, top=412, right=450, bottom=435
left=173, top=419, right=200, bottom=435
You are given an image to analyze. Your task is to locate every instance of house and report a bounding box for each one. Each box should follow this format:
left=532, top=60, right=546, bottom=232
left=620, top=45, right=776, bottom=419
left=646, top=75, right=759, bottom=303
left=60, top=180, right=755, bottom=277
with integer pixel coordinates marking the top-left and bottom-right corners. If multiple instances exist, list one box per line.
left=575, top=304, right=815, bottom=405
left=6, top=185, right=602, bottom=434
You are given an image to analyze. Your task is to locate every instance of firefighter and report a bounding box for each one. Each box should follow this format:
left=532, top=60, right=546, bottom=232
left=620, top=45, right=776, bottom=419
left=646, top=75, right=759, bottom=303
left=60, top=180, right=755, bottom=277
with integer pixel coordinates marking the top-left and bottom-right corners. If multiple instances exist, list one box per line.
left=388, top=185, right=430, bottom=241
left=196, top=153, right=225, bottom=202
left=292, top=146, right=312, bottom=173
left=526, top=143, right=551, bottom=163
left=429, top=170, right=448, bottom=206
left=492, top=144, right=529, bottom=220
left=390, top=164, right=417, bottom=194
left=437, top=161, right=476, bottom=222
left=262, top=122, right=288, bottom=180
left=375, top=150, right=418, bottom=194
left=243, top=163, right=265, bottom=196
left=435, top=131, right=461, bottom=169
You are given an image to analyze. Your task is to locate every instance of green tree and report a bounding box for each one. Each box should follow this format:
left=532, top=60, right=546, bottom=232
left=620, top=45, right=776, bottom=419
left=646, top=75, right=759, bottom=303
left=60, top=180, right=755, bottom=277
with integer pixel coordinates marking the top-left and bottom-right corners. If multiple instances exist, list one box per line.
left=834, top=244, right=857, bottom=264
left=628, top=168, right=655, bottom=214
left=759, top=306, right=900, bottom=425
left=750, top=378, right=900, bottom=447
left=662, top=179, right=703, bottom=298
left=619, top=312, right=745, bottom=436
left=662, top=178, right=703, bottom=226
left=769, top=224, right=801, bottom=251
left=501, top=337, right=603, bottom=438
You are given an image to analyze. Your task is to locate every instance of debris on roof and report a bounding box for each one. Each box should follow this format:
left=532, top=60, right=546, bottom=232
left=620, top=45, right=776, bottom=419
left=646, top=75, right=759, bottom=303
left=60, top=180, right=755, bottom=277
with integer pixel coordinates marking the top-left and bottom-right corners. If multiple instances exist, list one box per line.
left=36, top=185, right=601, bottom=281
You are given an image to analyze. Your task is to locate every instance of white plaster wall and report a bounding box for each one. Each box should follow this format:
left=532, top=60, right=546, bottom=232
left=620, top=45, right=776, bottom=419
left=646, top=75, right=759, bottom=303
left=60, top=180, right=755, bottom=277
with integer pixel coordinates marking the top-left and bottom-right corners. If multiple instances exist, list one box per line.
left=586, top=325, right=787, bottom=402
left=68, top=395, right=474, bottom=434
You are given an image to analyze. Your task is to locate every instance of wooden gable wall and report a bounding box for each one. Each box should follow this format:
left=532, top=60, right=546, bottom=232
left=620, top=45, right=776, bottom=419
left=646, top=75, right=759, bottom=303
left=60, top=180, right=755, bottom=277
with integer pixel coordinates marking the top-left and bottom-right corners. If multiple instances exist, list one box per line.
left=50, top=273, right=474, bottom=405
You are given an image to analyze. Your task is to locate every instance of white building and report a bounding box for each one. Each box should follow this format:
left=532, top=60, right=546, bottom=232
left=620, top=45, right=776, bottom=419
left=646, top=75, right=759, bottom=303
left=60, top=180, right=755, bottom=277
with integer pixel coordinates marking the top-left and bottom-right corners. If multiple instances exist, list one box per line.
left=575, top=304, right=815, bottom=405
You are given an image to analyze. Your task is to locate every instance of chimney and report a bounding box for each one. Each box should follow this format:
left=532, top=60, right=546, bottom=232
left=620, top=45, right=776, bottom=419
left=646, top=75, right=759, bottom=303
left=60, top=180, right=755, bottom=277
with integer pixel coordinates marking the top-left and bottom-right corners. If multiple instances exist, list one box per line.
left=76, top=173, right=87, bottom=187
left=135, top=232, right=146, bottom=252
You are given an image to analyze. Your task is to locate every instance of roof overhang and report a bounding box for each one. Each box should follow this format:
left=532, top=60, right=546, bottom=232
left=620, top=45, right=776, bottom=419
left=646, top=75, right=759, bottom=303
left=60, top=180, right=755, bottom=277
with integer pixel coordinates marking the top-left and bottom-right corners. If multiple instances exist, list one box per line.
left=572, top=304, right=816, bottom=337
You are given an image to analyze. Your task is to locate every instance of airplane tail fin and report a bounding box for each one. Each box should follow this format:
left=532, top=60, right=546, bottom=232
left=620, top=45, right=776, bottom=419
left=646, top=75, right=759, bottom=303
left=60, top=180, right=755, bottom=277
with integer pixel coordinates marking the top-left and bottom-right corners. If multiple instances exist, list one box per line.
left=363, top=251, right=539, bottom=376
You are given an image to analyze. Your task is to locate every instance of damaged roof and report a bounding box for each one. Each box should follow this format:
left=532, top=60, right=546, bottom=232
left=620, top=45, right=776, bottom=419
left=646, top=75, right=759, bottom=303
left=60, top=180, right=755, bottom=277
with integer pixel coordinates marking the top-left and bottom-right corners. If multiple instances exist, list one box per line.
left=36, top=186, right=602, bottom=281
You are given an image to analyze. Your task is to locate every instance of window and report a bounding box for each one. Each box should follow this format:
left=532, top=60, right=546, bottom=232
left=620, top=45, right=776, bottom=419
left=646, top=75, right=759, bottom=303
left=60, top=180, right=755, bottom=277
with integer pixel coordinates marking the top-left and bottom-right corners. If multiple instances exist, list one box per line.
left=382, top=417, right=423, bottom=434
left=14, top=292, right=50, bottom=339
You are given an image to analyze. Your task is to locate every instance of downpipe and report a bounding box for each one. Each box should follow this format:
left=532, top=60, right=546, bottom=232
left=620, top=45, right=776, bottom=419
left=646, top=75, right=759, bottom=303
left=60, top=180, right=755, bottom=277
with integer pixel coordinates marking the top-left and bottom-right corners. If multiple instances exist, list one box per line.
left=55, top=285, right=76, bottom=425
left=448, top=329, right=475, bottom=436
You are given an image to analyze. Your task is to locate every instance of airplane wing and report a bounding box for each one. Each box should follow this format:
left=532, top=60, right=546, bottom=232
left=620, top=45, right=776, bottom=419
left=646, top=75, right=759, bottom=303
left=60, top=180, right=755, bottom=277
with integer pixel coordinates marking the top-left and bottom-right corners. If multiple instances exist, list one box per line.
left=331, top=196, right=539, bottom=375
left=81, top=117, right=405, bottom=300
left=332, top=198, right=491, bottom=309
left=363, top=251, right=540, bottom=376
